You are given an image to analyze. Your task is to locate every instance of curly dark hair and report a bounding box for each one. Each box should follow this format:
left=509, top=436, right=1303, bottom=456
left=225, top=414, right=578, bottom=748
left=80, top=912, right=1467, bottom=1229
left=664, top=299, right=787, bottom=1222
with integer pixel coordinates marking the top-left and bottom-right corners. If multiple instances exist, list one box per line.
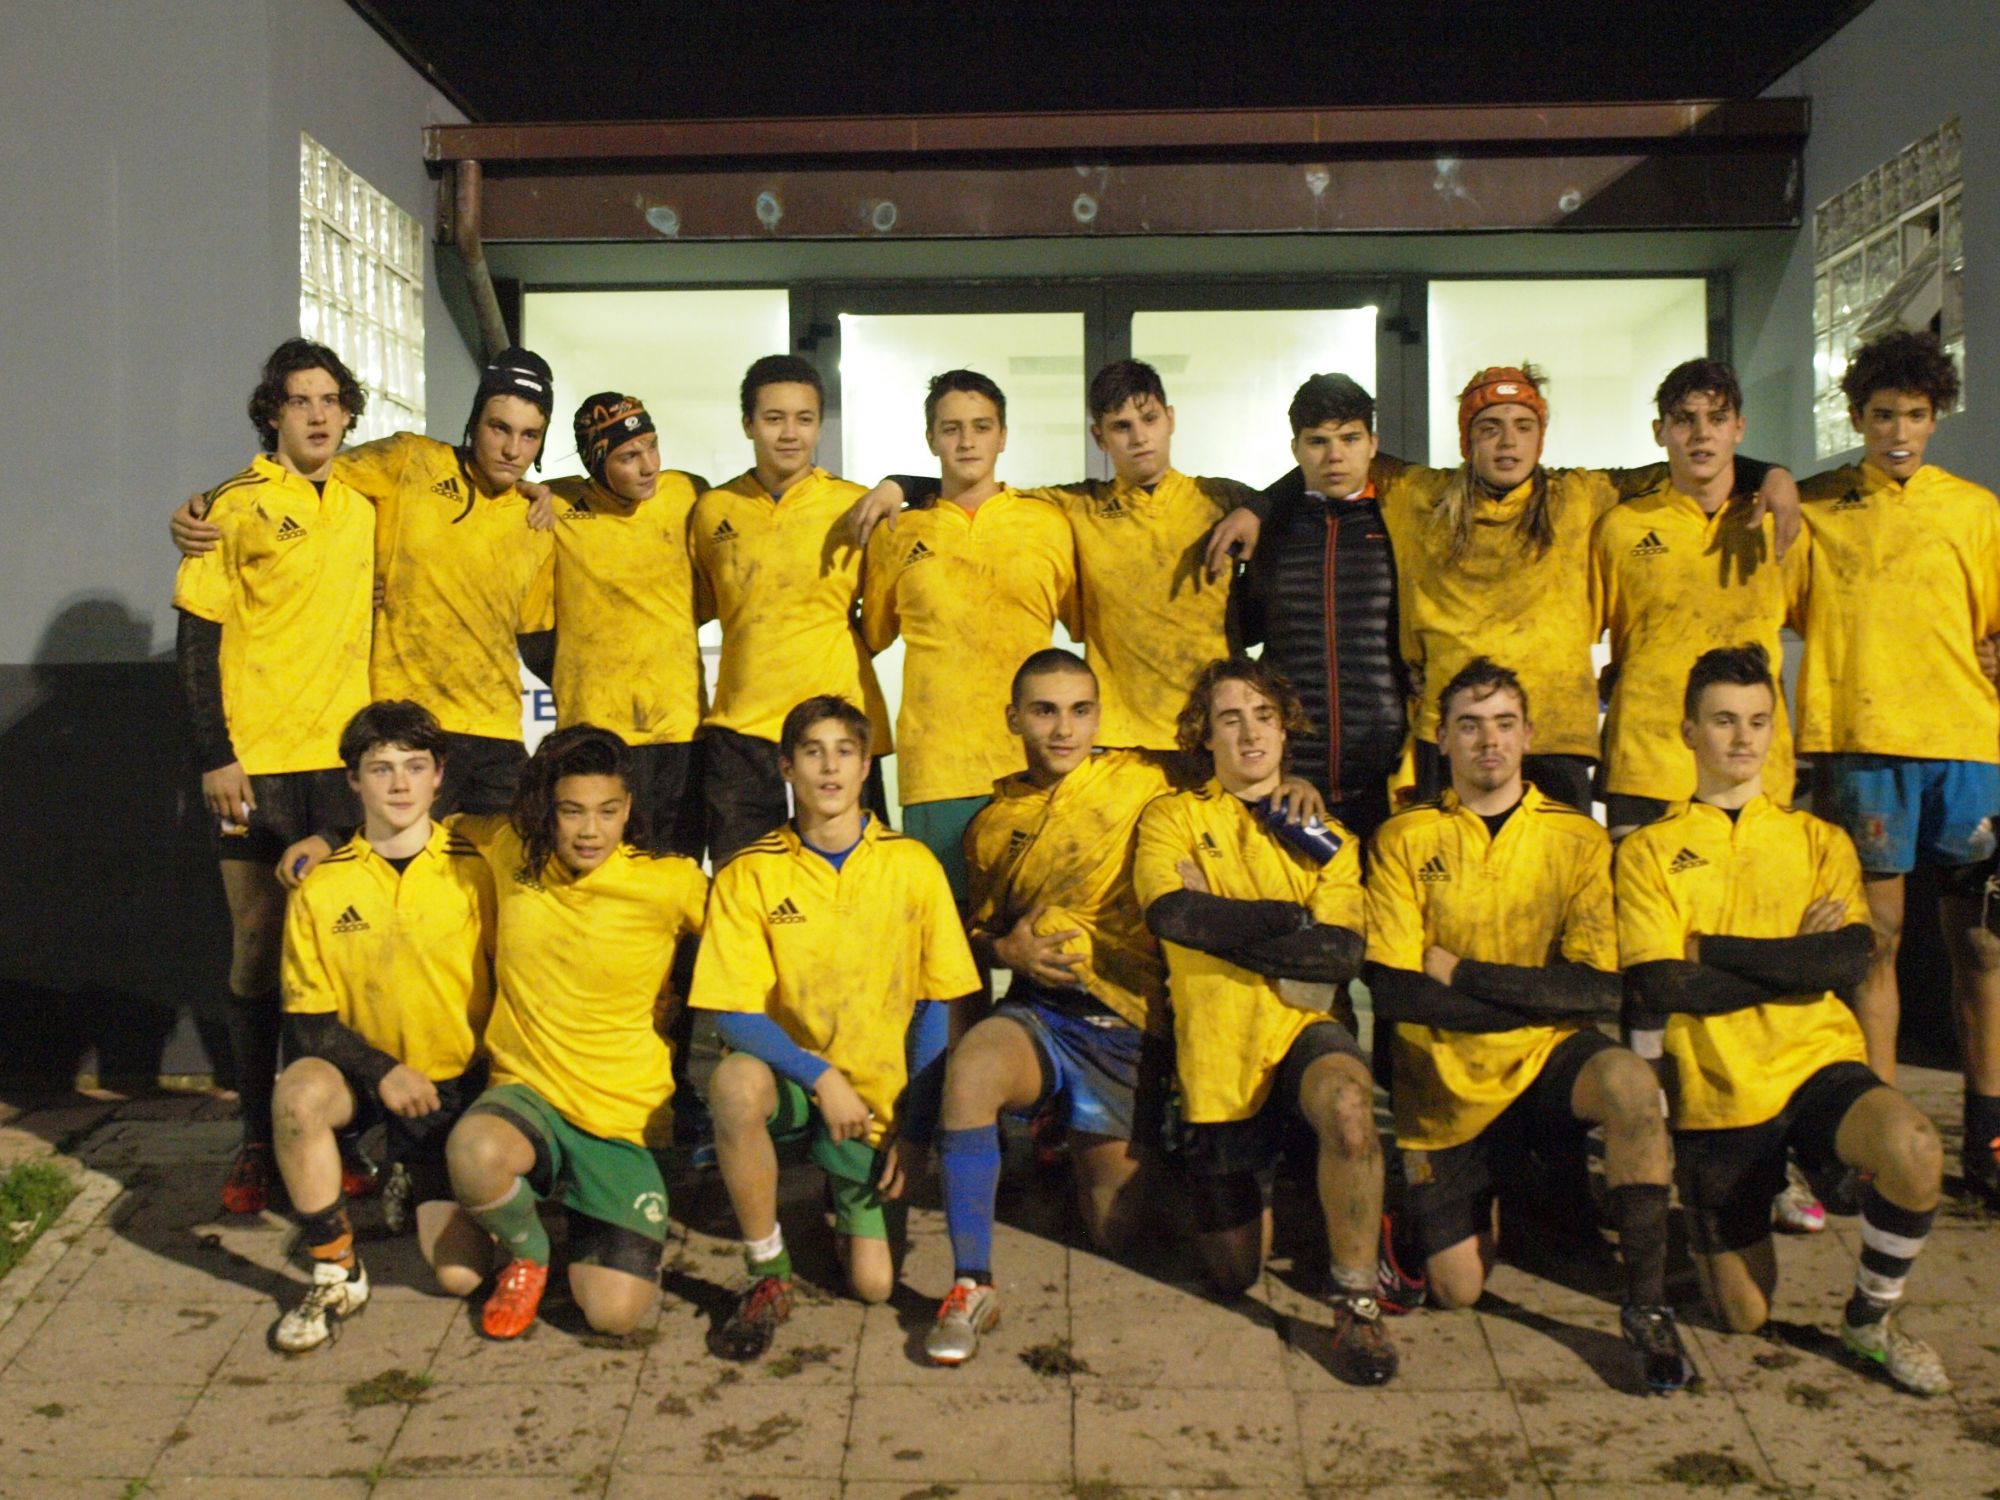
left=509, top=724, right=646, bottom=877
left=1840, top=329, right=1960, bottom=415
left=247, top=338, right=365, bottom=453
left=1174, top=657, right=1313, bottom=768
left=1088, top=359, right=1169, bottom=421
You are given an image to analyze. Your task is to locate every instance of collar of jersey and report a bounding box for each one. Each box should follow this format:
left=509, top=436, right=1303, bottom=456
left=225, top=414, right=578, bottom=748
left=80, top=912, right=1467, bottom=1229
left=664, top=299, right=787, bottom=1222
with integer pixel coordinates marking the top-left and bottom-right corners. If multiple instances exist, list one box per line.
left=775, top=812, right=881, bottom=862
left=343, top=817, right=454, bottom=872
left=1437, top=781, right=1543, bottom=829
left=1683, top=792, right=1775, bottom=830
left=1111, top=468, right=1180, bottom=505
left=249, top=453, right=327, bottom=497
left=1857, top=459, right=1934, bottom=495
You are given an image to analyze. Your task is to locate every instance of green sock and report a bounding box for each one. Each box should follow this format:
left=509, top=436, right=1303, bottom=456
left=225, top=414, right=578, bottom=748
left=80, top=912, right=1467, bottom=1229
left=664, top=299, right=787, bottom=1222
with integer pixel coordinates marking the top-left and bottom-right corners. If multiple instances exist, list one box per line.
left=467, top=1179, right=550, bottom=1264
left=744, top=1225, right=791, bottom=1281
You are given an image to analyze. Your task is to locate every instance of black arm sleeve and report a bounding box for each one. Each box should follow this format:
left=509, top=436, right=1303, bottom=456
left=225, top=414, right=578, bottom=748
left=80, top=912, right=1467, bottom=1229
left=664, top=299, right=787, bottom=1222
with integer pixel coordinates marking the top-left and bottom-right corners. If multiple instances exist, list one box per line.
left=1699, top=926, right=1873, bottom=996
left=176, top=609, right=237, bottom=773
left=887, top=474, right=941, bottom=506
left=517, top=629, right=556, bottom=688
left=1363, top=962, right=1528, bottom=1034
left=1145, top=889, right=1308, bottom=954
left=281, top=1011, right=401, bottom=1092
left=1451, top=959, right=1622, bottom=1020
left=1624, top=959, right=1795, bottom=1021
left=1221, top=924, right=1364, bottom=984
left=1731, top=454, right=1775, bottom=498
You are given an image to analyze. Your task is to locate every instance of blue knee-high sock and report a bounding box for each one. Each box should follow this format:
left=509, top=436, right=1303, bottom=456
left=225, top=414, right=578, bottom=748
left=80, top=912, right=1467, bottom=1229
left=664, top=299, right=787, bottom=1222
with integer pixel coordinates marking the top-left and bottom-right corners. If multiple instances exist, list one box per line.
left=939, top=1125, right=1002, bottom=1284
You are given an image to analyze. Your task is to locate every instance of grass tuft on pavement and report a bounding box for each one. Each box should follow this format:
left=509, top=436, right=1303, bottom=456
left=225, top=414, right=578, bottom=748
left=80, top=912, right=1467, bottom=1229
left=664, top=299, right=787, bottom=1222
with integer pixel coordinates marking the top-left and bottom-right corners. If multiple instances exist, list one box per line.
left=0, top=1160, right=79, bottom=1283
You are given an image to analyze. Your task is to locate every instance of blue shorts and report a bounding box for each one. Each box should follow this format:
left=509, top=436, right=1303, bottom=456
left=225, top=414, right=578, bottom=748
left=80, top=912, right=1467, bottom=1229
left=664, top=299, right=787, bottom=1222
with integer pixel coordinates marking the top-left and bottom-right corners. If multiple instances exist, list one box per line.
left=1815, top=754, right=2000, bottom=875
left=997, top=988, right=1169, bottom=1144
left=903, top=795, right=990, bottom=904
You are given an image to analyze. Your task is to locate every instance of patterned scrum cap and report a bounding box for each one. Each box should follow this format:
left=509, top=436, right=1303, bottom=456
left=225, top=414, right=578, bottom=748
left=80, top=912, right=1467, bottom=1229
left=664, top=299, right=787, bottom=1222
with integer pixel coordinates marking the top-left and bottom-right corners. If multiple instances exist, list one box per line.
left=1456, top=365, right=1548, bottom=459
left=574, top=393, right=655, bottom=478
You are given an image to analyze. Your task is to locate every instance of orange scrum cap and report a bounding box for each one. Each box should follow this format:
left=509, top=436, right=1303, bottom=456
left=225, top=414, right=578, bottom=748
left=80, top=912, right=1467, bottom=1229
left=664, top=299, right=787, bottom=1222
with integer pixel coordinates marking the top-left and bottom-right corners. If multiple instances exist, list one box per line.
left=1457, top=367, right=1548, bottom=459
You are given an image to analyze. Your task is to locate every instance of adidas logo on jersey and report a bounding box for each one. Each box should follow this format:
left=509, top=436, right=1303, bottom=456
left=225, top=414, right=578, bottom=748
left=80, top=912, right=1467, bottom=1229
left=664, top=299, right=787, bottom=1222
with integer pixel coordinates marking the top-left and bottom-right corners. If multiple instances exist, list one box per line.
left=1668, top=847, right=1709, bottom=873
left=274, top=515, right=307, bottom=541
left=905, top=539, right=935, bottom=565
left=769, top=897, right=806, bottom=925
left=1417, top=855, right=1450, bottom=883
left=331, top=905, right=370, bottom=934
left=565, top=497, right=594, bottom=518
left=1199, top=832, right=1223, bottom=858
left=1097, top=495, right=1128, bottom=519
left=1003, top=829, right=1033, bottom=864
left=1832, top=488, right=1867, bottom=511
left=712, top=518, right=739, bottom=543
left=1630, top=529, right=1667, bottom=557
left=512, top=868, right=543, bottom=891
left=430, top=476, right=462, bottom=499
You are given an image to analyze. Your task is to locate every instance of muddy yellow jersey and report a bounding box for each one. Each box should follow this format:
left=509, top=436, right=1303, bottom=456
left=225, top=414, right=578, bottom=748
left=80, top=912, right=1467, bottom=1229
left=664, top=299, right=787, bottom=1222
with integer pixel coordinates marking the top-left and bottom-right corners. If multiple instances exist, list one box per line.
left=1134, top=782, right=1366, bottom=1123
left=1592, top=482, right=1811, bottom=802
left=475, top=820, right=706, bottom=1146
left=966, top=749, right=1176, bottom=1033
left=1020, top=471, right=1243, bottom=751
left=281, top=820, right=496, bottom=1081
left=1616, top=796, right=1870, bottom=1130
left=692, top=468, right=889, bottom=750
left=1382, top=461, right=1665, bottom=757
left=690, top=818, right=978, bottom=1146
left=1366, top=784, right=1618, bottom=1149
left=172, top=455, right=373, bottom=773
left=863, top=490, right=1079, bottom=804
left=1795, top=462, right=2000, bottom=762
left=546, top=473, right=705, bottom=745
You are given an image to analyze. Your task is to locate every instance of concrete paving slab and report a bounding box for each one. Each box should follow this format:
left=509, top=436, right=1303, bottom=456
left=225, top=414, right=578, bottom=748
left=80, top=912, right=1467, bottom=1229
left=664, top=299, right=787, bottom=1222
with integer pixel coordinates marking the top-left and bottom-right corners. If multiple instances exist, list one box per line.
left=1075, top=1384, right=1302, bottom=1491
left=0, top=1379, right=202, bottom=1478
left=149, top=1374, right=405, bottom=1478
left=849, top=1384, right=1073, bottom=1485
left=1294, top=1388, right=1532, bottom=1491
left=382, top=1376, right=632, bottom=1479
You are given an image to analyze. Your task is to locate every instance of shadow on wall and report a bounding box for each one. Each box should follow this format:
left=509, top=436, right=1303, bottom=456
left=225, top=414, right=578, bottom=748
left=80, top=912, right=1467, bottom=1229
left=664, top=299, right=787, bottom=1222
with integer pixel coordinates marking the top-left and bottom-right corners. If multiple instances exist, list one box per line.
left=0, top=596, right=230, bottom=1104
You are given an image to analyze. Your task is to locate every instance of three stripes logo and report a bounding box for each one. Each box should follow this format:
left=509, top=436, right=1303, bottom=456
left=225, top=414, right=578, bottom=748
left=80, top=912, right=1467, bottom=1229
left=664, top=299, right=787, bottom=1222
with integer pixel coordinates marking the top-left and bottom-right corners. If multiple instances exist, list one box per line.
left=1668, top=847, right=1709, bottom=874
left=1198, top=832, right=1223, bottom=858
left=712, top=518, right=739, bottom=544
left=430, top=476, right=462, bottom=499
left=905, top=539, right=935, bottom=565
left=1630, top=529, right=1667, bottom=557
left=769, top=897, right=807, bottom=925
left=512, top=868, right=543, bottom=891
left=566, top=497, right=595, bottom=519
left=274, top=516, right=306, bottom=542
left=1417, top=855, right=1450, bottom=883
left=331, top=905, right=370, bottom=934
left=1832, top=488, right=1867, bottom=511
left=1003, top=829, right=1033, bottom=865
left=1097, top=495, right=1127, bottom=519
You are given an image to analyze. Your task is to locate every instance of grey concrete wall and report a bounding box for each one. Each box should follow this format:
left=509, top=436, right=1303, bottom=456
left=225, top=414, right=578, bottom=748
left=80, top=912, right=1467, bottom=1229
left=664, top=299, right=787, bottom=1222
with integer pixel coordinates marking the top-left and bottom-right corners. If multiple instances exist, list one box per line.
left=0, top=0, right=474, bottom=1085
left=1737, top=0, right=1998, bottom=481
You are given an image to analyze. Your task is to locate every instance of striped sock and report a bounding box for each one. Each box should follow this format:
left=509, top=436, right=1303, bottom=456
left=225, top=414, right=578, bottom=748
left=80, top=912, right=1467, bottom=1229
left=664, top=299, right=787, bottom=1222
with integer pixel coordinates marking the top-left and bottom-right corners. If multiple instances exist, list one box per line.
left=1845, top=1183, right=1934, bottom=1327
left=297, top=1198, right=356, bottom=1273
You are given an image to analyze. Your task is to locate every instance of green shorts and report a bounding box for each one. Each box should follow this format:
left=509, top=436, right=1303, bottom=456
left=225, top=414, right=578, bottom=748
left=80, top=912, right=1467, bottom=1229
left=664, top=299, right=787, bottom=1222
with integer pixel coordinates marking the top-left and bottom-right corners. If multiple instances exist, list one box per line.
left=770, top=1076, right=889, bottom=1240
left=902, top=795, right=990, bottom=905
left=468, top=1083, right=669, bottom=1270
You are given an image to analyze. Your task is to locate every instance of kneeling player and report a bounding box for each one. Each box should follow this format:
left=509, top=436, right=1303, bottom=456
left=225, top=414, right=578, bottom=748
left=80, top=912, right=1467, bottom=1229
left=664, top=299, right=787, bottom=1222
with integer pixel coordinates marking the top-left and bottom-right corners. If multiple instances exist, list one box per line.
left=1136, top=658, right=1397, bottom=1387
left=272, top=701, right=495, bottom=1351
left=1619, top=645, right=1950, bottom=1394
left=1365, top=659, right=1688, bottom=1392
left=446, top=727, right=708, bottom=1338
left=694, top=696, right=978, bottom=1359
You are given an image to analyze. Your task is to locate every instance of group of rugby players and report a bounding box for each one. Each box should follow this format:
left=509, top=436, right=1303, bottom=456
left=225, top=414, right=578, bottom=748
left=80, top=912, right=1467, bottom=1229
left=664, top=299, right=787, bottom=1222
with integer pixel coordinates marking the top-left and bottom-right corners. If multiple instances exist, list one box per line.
left=166, top=324, right=1995, bottom=1402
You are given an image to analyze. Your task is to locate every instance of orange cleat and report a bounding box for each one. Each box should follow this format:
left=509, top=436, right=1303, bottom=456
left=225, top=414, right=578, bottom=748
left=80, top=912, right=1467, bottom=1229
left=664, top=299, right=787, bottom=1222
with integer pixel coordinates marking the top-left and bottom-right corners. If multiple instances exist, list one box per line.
left=221, top=1143, right=276, bottom=1215
left=482, top=1257, right=550, bottom=1339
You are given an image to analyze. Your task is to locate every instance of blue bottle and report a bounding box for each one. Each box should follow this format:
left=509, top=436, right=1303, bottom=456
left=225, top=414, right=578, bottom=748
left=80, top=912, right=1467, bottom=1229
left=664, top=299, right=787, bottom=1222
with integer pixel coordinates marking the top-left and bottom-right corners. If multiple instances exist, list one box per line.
left=1256, top=797, right=1343, bottom=865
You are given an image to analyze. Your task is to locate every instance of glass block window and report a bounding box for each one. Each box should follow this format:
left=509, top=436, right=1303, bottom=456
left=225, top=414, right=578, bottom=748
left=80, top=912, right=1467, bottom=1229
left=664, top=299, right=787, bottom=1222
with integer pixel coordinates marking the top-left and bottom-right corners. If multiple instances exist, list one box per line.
left=299, top=134, right=425, bottom=442
left=1812, top=119, right=1963, bottom=459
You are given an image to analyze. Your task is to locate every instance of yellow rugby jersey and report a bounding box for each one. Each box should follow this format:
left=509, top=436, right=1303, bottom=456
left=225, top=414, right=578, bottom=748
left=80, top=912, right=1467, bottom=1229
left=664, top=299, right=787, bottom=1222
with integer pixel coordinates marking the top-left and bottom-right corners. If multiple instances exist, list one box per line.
left=692, top=468, right=890, bottom=750
left=1381, top=460, right=1666, bottom=757
left=172, top=455, right=373, bottom=774
left=335, top=432, right=554, bottom=742
left=1616, top=796, right=1870, bottom=1130
left=1365, top=784, right=1618, bottom=1149
left=546, top=472, right=705, bottom=745
left=1591, top=482, right=1811, bottom=802
left=690, top=818, right=979, bottom=1146
left=473, top=819, right=707, bottom=1147
left=281, top=820, right=496, bottom=1081
left=1023, top=471, right=1237, bottom=751
left=1794, top=462, right=2000, bottom=762
left=965, top=748, right=1176, bottom=1034
left=863, top=490, right=1080, bottom=804
left=1133, top=782, right=1366, bottom=1123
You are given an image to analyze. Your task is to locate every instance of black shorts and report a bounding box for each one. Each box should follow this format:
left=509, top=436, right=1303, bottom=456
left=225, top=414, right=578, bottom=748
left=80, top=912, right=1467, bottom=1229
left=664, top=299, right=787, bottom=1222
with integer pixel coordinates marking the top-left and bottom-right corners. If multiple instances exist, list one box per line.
left=216, top=769, right=358, bottom=864
left=1183, top=1020, right=1368, bottom=1181
left=342, top=1062, right=487, bottom=1204
left=1675, top=1061, right=1884, bottom=1255
left=628, top=740, right=707, bottom=858
left=1414, top=745, right=1597, bottom=813
left=701, top=725, right=891, bottom=865
left=438, top=733, right=526, bottom=816
left=1602, top=792, right=1671, bottom=833
left=1401, top=1028, right=1615, bottom=1260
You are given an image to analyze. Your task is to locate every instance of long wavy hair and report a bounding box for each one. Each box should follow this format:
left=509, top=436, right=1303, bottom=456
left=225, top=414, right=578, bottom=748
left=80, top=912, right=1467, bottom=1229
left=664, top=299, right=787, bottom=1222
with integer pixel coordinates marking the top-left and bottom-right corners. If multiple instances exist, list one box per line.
left=1175, top=656, right=1313, bottom=772
left=1431, top=362, right=1553, bottom=565
left=509, top=724, right=646, bottom=877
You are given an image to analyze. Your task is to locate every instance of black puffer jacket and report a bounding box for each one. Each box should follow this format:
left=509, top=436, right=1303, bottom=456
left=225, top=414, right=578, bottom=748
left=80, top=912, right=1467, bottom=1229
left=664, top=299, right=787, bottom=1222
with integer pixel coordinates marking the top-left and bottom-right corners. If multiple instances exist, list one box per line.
left=1235, top=467, right=1407, bottom=815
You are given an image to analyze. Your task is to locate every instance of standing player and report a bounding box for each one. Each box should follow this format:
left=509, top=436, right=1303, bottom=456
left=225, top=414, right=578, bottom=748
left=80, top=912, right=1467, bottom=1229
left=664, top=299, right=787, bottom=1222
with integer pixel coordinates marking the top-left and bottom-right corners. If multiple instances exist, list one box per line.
left=270, top=701, right=495, bottom=1351
left=1134, top=658, right=1397, bottom=1386
left=445, top=726, right=708, bottom=1338
left=693, top=696, right=978, bottom=1360
left=1619, top=645, right=1950, bottom=1393
left=694, top=357, right=891, bottom=861
left=174, top=338, right=374, bottom=1213
left=847, top=359, right=1255, bottom=752
left=1364, top=658, right=1690, bottom=1392
left=1797, top=330, right=2000, bottom=1201
left=1592, top=360, right=1810, bottom=836
left=173, top=347, right=559, bottom=816
left=862, top=371, right=1079, bottom=899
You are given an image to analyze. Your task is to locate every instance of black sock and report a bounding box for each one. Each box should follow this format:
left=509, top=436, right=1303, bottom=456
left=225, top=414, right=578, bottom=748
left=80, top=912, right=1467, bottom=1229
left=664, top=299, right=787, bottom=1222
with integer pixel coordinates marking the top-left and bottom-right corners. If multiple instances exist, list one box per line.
left=224, top=989, right=281, bottom=1146
left=1609, top=1182, right=1671, bottom=1308
left=1964, top=1091, right=2000, bottom=1181
left=296, top=1197, right=356, bottom=1271
left=1846, top=1183, right=1934, bottom=1326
